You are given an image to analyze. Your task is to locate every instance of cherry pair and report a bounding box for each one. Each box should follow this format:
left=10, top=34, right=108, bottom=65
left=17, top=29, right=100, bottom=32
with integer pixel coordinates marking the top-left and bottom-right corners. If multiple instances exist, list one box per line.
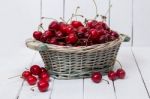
left=22, top=65, right=49, bottom=92
left=108, top=68, right=126, bottom=81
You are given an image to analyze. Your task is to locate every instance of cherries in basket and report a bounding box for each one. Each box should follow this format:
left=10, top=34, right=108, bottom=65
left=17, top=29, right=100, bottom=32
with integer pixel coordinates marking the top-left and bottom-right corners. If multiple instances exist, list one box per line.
left=33, top=20, right=119, bottom=46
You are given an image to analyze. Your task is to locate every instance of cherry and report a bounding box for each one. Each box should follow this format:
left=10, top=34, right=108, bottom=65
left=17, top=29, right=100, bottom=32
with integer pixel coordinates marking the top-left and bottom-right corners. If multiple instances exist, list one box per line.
left=98, top=29, right=107, bottom=36
left=86, top=20, right=97, bottom=28
left=41, top=67, right=48, bottom=74
left=89, top=29, right=99, bottom=41
left=66, top=33, right=78, bottom=44
left=27, top=75, right=37, bottom=85
left=22, top=71, right=32, bottom=80
left=39, top=72, right=50, bottom=82
left=40, top=34, right=48, bottom=43
left=116, top=69, right=126, bottom=79
left=43, top=30, right=53, bottom=39
left=78, top=26, right=87, bottom=33
left=49, top=21, right=59, bottom=30
left=84, top=32, right=90, bottom=38
left=30, top=65, right=41, bottom=75
left=55, top=31, right=64, bottom=38
left=59, top=23, right=67, bottom=33
left=108, top=71, right=117, bottom=81
left=47, top=37, right=58, bottom=45
left=71, top=21, right=83, bottom=28
left=58, top=42, right=65, bottom=46
left=99, top=35, right=107, bottom=44
left=38, top=80, right=49, bottom=92
left=91, top=72, right=102, bottom=83
left=110, top=31, right=119, bottom=38
left=33, top=31, right=42, bottom=40
left=66, top=25, right=75, bottom=35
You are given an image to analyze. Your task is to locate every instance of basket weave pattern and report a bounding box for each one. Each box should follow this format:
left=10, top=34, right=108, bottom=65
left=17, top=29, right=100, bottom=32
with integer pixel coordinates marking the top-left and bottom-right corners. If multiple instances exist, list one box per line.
left=37, top=38, right=121, bottom=79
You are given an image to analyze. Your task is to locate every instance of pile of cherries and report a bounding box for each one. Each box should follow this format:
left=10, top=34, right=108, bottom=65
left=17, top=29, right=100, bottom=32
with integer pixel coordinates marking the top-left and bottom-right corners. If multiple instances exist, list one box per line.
left=22, top=65, right=50, bottom=92
left=91, top=68, right=126, bottom=83
left=33, top=20, right=119, bottom=46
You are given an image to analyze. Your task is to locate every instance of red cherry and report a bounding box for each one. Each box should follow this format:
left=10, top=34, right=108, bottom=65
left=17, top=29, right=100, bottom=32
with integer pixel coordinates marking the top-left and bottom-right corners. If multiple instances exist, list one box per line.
left=55, top=31, right=64, bottom=38
left=91, top=72, right=102, bottom=83
left=49, top=21, right=59, bottom=30
left=41, top=67, right=48, bottom=74
left=38, top=80, right=49, bottom=92
left=89, top=29, right=99, bottom=41
left=99, top=35, right=107, bottom=44
left=71, top=21, right=83, bottom=28
left=27, top=75, right=37, bottom=85
left=43, top=30, right=53, bottom=39
left=108, top=71, right=117, bottom=81
left=40, top=34, right=47, bottom=43
left=110, top=31, right=119, bottom=38
left=47, top=37, right=58, bottom=45
left=59, top=23, right=67, bottom=33
left=98, top=29, right=107, bottom=36
left=116, top=69, right=126, bottom=79
left=78, top=26, right=87, bottom=33
left=33, top=31, right=42, bottom=40
left=84, top=32, right=90, bottom=38
left=39, top=72, right=50, bottom=82
left=66, top=25, right=75, bottom=35
left=86, top=20, right=97, bottom=28
left=30, top=65, right=41, bottom=75
left=66, top=33, right=78, bottom=44
left=22, top=71, right=32, bottom=79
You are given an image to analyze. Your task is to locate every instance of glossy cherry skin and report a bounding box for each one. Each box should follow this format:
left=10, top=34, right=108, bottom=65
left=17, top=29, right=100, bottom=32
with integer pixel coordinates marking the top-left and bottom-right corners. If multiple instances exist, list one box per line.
left=66, top=33, right=78, bottom=44
left=38, top=80, right=49, bottom=92
left=33, top=31, right=42, bottom=40
left=27, top=75, right=37, bottom=85
left=39, top=72, right=50, bottom=82
left=49, top=21, right=59, bottom=30
left=40, top=67, right=48, bottom=74
left=47, top=37, right=58, bottom=45
left=86, top=20, right=97, bottom=28
left=91, top=72, right=102, bottom=83
left=116, top=69, right=126, bottom=79
left=55, top=31, right=64, bottom=38
left=22, top=71, right=32, bottom=79
left=108, top=71, right=117, bottom=81
left=110, top=31, right=119, bottom=38
left=66, top=25, right=75, bottom=35
left=40, top=34, right=48, bottom=43
left=43, top=30, right=53, bottom=39
left=71, top=21, right=84, bottom=28
left=30, top=65, right=41, bottom=75
left=89, top=29, right=99, bottom=41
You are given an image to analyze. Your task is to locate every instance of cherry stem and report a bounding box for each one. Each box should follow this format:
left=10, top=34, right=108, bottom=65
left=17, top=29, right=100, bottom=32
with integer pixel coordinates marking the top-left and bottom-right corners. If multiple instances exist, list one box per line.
left=116, top=60, right=123, bottom=68
left=92, top=0, right=99, bottom=19
left=102, top=79, right=109, bottom=84
left=39, top=23, right=45, bottom=32
left=67, top=14, right=84, bottom=23
left=75, top=6, right=80, bottom=20
left=60, top=17, right=67, bottom=23
left=8, top=75, right=21, bottom=79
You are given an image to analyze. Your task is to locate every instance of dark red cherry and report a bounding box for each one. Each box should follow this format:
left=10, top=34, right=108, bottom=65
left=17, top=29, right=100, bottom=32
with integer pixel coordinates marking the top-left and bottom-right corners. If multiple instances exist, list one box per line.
left=91, top=72, right=102, bottom=83
left=49, top=21, right=59, bottom=30
left=43, top=30, right=53, bottom=39
left=55, top=31, right=64, bottom=38
left=33, top=31, right=42, bottom=40
left=116, top=69, right=126, bottom=79
left=71, top=21, right=84, bottom=28
left=66, top=33, right=78, bottom=44
left=108, top=71, right=117, bottom=81
left=30, top=65, right=41, bottom=75
left=86, top=20, right=97, bottom=28
left=40, top=34, right=47, bottom=43
left=47, top=37, right=58, bottom=45
left=89, top=29, right=99, bottom=40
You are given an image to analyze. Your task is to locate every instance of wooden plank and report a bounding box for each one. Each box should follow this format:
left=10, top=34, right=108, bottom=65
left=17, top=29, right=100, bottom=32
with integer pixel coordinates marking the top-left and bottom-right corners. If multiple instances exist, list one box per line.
left=51, top=79, right=83, bottom=99
left=65, top=0, right=109, bottom=23
left=133, top=0, right=150, bottom=46
left=132, top=47, right=150, bottom=97
left=110, top=0, right=132, bottom=46
left=84, top=77, right=116, bottom=99
left=113, top=47, right=149, bottom=99
left=0, top=49, right=35, bottom=99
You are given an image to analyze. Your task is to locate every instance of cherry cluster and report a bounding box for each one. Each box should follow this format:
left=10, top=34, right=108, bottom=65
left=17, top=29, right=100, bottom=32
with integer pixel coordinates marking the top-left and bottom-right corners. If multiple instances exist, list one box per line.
left=22, top=65, right=50, bottom=92
left=91, top=68, right=126, bottom=83
left=33, top=20, right=119, bottom=46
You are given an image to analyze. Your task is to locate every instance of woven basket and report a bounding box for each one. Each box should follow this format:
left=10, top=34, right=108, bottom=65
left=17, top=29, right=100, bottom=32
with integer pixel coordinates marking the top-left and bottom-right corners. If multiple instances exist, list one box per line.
left=26, top=34, right=130, bottom=80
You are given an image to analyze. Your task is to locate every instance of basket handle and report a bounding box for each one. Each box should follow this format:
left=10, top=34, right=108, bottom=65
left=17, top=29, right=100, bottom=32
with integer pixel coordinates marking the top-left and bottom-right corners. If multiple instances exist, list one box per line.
left=120, top=34, right=130, bottom=42
left=26, top=38, right=48, bottom=51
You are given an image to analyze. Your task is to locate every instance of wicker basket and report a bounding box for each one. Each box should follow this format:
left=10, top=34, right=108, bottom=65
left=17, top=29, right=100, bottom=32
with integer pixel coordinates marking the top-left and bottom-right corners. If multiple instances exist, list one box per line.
left=26, top=34, right=130, bottom=79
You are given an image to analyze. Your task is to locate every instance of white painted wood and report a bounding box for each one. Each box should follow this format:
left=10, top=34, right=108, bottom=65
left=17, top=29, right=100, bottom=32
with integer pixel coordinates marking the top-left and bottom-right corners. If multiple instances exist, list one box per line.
left=133, top=0, right=150, bottom=46
left=84, top=77, right=116, bottom=99
left=132, top=47, right=150, bottom=95
left=65, top=0, right=109, bottom=23
left=110, top=0, right=132, bottom=46
left=51, top=79, right=83, bottom=99
left=113, top=47, right=149, bottom=99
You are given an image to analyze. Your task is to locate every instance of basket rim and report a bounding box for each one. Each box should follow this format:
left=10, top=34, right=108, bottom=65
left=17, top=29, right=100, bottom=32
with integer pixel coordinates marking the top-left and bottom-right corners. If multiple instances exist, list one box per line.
left=26, top=36, right=122, bottom=53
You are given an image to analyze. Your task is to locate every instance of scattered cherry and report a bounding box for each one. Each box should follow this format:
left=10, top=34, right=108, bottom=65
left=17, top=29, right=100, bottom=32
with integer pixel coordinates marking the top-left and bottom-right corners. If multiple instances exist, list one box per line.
left=40, top=67, right=48, bottom=74
left=116, top=68, right=126, bottom=79
left=91, top=72, right=102, bottom=83
left=39, top=72, right=50, bottom=82
left=22, top=71, right=32, bottom=79
left=27, top=75, right=37, bottom=85
left=30, top=65, right=41, bottom=75
left=38, top=80, right=49, bottom=92
left=108, top=71, right=117, bottom=81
